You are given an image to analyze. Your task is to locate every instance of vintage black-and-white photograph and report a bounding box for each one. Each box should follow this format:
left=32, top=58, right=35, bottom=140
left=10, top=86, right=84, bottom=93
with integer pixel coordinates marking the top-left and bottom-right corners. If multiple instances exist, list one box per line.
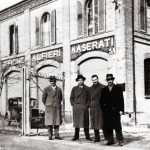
left=0, top=0, right=150, bottom=149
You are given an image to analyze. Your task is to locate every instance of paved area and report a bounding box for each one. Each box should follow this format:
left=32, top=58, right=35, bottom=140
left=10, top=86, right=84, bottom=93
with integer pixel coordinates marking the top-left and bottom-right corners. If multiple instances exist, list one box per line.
left=0, top=120, right=150, bottom=150
left=0, top=131, right=149, bottom=150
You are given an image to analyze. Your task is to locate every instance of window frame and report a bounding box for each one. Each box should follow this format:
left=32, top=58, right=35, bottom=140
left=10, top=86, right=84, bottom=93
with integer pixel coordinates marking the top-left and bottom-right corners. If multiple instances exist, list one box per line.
left=86, top=0, right=105, bottom=36
left=39, top=10, right=56, bottom=48
left=9, top=23, right=19, bottom=56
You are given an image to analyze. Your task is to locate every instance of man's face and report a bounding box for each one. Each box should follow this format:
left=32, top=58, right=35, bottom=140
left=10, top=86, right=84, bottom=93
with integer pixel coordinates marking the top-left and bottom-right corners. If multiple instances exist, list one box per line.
left=107, top=79, right=113, bottom=86
left=78, top=78, right=84, bottom=86
left=92, top=76, right=98, bottom=85
left=50, top=81, right=56, bottom=87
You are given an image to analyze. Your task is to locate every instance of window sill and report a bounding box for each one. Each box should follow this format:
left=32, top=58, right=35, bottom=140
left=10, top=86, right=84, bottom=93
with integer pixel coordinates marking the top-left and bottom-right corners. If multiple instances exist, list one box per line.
left=140, top=29, right=147, bottom=33
left=75, top=30, right=111, bottom=41
left=9, top=53, right=18, bottom=56
left=71, top=31, right=114, bottom=45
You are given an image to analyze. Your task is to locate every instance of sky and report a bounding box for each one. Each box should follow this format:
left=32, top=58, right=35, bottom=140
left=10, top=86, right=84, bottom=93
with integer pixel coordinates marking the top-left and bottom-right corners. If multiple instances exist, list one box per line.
left=0, top=0, right=22, bottom=11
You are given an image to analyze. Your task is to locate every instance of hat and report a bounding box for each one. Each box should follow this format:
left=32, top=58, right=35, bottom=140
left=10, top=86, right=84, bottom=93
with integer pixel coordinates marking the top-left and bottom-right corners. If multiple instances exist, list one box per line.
left=76, top=74, right=86, bottom=81
left=106, top=74, right=115, bottom=81
left=49, top=76, right=57, bottom=82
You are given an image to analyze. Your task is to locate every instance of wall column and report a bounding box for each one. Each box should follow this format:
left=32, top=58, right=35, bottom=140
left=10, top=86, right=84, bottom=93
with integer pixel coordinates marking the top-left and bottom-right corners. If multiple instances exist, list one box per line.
left=62, top=0, right=71, bottom=112
left=22, top=8, right=31, bottom=135
left=115, top=0, right=134, bottom=113
left=124, top=0, right=134, bottom=113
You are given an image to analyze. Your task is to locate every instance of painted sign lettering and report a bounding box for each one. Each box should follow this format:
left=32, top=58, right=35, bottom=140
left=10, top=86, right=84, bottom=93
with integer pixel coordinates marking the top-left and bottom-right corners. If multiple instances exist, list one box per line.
left=31, top=48, right=62, bottom=62
left=71, top=36, right=115, bottom=60
left=2, top=56, right=25, bottom=68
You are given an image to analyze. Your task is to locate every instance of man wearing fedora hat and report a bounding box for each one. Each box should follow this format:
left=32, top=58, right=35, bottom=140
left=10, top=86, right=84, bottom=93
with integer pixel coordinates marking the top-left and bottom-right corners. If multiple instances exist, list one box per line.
left=70, top=74, right=92, bottom=141
left=42, top=76, right=62, bottom=140
left=100, top=74, right=124, bottom=146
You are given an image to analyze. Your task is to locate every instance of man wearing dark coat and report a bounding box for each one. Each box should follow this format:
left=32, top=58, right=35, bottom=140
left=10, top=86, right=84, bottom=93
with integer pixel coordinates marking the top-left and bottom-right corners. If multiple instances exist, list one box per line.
left=89, top=75, right=105, bottom=142
left=70, top=74, right=92, bottom=141
left=100, top=74, right=124, bottom=146
left=42, top=76, right=62, bottom=140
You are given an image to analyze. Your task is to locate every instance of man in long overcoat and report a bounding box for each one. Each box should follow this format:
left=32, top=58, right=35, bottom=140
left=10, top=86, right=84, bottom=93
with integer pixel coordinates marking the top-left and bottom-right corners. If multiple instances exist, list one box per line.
left=42, top=76, right=62, bottom=140
left=100, top=74, right=124, bottom=146
left=89, top=75, right=105, bottom=142
left=70, top=74, right=92, bottom=141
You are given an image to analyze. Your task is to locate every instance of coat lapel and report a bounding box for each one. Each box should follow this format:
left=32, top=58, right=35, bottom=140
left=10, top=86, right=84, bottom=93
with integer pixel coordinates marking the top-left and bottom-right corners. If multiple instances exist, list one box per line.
left=76, top=85, right=86, bottom=99
left=48, top=86, right=55, bottom=96
left=53, top=86, right=58, bottom=97
left=91, top=83, right=100, bottom=99
left=107, top=84, right=116, bottom=96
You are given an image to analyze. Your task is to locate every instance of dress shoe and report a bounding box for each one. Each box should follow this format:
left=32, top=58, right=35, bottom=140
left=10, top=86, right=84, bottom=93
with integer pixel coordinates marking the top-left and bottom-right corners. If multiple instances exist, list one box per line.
left=94, top=138, right=100, bottom=142
left=55, top=136, right=62, bottom=140
left=72, top=137, right=79, bottom=141
left=118, top=140, right=124, bottom=146
left=86, top=137, right=93, bottom=141
left=106, top=141, right=114, bottom=145
left=48, top=137, right=53, bottom=140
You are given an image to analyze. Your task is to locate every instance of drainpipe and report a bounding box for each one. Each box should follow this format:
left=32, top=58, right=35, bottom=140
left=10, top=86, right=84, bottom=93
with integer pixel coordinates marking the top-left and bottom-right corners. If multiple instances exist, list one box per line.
left=132, top=0, right=137, bottom=125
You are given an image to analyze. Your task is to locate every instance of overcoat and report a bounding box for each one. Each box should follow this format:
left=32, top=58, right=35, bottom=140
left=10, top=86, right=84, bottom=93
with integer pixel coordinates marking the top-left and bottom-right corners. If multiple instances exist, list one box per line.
left=70, top=85, right=90, bottom=128
left=42, top=85, right=62, bottom=126
left=100, top=84, right=124, bottom=130
left=89, top=83, right=104, bottom=129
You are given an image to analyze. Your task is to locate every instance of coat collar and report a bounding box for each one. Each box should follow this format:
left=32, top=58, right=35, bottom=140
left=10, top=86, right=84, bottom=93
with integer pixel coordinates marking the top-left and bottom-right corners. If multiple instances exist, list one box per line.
left=76, top=84, right=87, bottom=98
left=91, top=82, right=100, bottom=88
left=77, top=84, right=87, bottom=89
left=107, top=84, right=115, bottom=92
left=48, top=85, right=58, bottom=96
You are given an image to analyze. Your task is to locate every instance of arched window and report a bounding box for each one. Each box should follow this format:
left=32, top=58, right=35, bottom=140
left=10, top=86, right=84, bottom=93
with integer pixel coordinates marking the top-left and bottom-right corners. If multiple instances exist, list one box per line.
left=86, top=0, right=105, bottom=36
left=40, top=10, right=56, bottom=47
left=9, top=24, right=19, bottom=55
left=144, top=58, right=150, bottom=96
left=42, top=12, right=50, bottom=47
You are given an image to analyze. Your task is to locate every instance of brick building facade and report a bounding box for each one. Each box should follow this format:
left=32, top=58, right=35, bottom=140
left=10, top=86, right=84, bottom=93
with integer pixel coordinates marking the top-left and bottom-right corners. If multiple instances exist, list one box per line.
left=0, top=0, right=150, bottom=134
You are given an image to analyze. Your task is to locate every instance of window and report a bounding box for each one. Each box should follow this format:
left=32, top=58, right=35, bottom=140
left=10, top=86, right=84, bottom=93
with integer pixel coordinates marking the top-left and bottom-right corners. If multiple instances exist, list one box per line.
left=9, top=24, right=19, bottom=55
left=140, top=0, right=146, bottom=31
left=77, top=1, right=83, bottom=37
left=144, top=58, right=150, bottom=96
left=86, top=0, right=105, bottom=36
left=42, top=12, right=50, bottom=47
left=41, top=10, right=56, bottom=47
left=147, top=0, right=150, bottom=7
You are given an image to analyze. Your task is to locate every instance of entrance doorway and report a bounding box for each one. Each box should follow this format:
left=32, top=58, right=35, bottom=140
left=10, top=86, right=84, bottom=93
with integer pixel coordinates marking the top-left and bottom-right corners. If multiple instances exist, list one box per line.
left=29, top=65, right=64, bottom=129
left=79, top=57, right=108, bottom=86
left=37, top=65, right=62, bottom=111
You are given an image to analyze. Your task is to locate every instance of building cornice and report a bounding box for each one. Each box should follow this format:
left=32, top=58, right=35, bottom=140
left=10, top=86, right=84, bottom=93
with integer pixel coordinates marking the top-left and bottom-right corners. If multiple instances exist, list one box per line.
left=0, top=0, right=53, bottom=21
